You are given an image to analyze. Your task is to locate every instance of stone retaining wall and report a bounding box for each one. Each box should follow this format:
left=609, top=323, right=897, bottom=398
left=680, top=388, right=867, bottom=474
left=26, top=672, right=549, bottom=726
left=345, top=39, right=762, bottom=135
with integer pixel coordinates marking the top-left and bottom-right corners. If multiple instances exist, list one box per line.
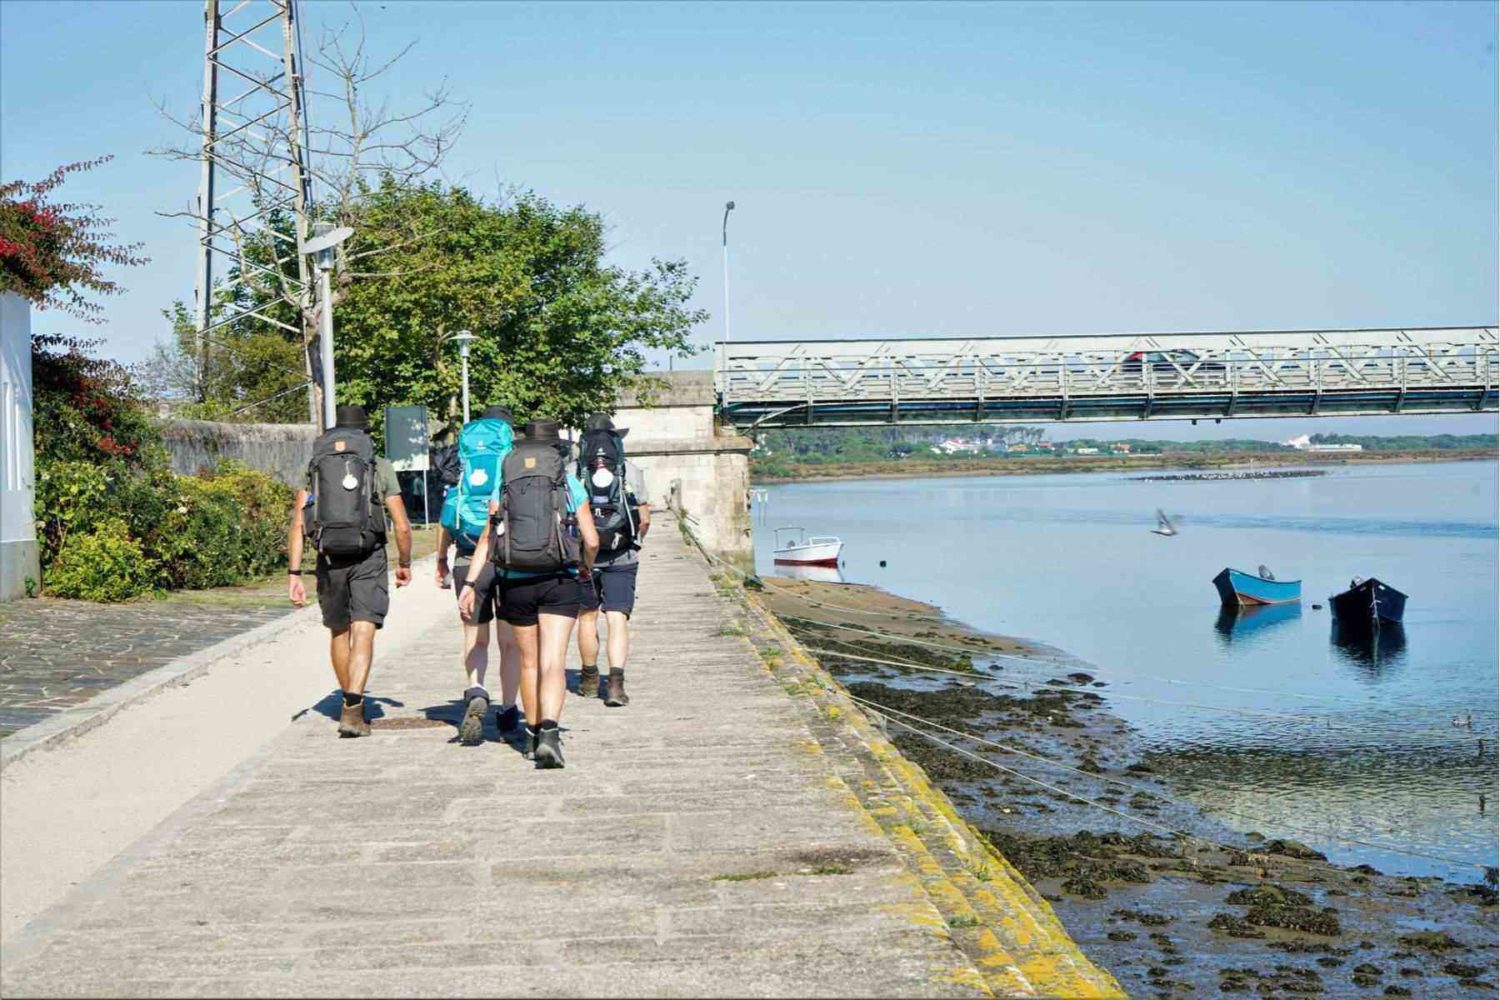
left=161, top=419, right=319, bottom=486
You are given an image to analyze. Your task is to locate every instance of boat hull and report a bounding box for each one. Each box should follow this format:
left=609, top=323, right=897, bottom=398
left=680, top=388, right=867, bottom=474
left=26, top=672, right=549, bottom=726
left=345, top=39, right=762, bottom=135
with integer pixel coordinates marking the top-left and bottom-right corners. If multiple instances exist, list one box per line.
left=1212, top=568, right=1302, bottom=607
left=1329, top=578, right=1407, bottom=629
left=773, top=540, right=843, bottom=567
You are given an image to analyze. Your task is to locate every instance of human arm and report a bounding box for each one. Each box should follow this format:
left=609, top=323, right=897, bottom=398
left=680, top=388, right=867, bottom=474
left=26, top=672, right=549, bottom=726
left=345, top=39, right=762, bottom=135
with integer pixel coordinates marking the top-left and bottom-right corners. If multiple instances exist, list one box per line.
left=435, top=524, right=452, bottom=587
left=384, top=495, right=413, bottom=587
left=635, top=498, right=650, bottom=542
left=457, top=520, right=491, bottom=620
left=287, top=489, right=309, bottom=606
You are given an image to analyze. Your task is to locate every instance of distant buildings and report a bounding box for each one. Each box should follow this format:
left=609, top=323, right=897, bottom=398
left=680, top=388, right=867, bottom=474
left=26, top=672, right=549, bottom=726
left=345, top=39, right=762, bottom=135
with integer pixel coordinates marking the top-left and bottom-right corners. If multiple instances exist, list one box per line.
left=1285, top=434, right=1363, bottom=453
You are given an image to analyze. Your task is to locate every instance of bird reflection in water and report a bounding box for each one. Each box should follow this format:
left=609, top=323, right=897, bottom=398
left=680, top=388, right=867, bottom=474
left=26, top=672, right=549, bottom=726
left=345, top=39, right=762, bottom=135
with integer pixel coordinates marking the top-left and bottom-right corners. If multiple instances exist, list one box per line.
left=1330, top=619, right=1408, bottom=676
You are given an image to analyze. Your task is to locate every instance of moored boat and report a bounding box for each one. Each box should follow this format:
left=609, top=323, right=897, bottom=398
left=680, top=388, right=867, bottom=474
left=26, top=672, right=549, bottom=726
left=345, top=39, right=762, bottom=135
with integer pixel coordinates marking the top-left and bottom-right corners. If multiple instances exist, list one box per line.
left=1212, top=566, right=1301, bottom=607
left=1329, top=577, right=1407, bottom=630
left=773, top=527, right=843, bottom=567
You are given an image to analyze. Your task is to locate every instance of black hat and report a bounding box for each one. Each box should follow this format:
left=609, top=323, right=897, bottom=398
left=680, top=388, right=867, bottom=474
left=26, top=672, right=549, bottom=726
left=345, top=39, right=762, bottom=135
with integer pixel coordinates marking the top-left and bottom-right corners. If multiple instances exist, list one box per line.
left=482, top=404, right=514, bottom=425
left=584, top=411, right=628, bottom=438
left=334, top=404, right=369, bottom=429
left=523, top=419, right=562, bottom=444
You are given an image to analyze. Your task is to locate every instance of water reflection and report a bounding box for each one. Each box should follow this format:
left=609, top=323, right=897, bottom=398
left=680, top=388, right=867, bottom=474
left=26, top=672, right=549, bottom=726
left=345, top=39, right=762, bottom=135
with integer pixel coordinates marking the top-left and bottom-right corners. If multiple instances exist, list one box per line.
left=1331, top=620, right=1408, bottom=677
left=772, top=563, right=845, bottom=584
left=1214, top=603, right=1302, bottom=644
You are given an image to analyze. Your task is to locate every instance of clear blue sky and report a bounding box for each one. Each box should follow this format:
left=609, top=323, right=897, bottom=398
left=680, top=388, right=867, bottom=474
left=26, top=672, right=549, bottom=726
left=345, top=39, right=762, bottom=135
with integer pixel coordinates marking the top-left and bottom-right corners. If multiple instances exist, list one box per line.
left=2, top=0, right=1496, bottom=438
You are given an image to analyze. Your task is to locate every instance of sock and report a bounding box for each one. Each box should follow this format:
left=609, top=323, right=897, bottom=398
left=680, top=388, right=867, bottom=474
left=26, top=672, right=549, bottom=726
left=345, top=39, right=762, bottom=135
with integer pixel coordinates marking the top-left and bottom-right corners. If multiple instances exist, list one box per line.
left=539, top=719, right=559, bottom=731
left=608, top=668, right=625, bottom=678
left=464, top=685, right=489, bottom=702
left=343, top=691, right=363, bottom=707
left=580, top=662, right=598, bottom=672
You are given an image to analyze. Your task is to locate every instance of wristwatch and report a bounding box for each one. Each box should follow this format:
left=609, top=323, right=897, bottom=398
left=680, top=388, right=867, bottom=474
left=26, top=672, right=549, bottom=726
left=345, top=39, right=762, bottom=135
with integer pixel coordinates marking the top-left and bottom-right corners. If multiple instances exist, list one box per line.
left=288, top=569, right=305, bottom=576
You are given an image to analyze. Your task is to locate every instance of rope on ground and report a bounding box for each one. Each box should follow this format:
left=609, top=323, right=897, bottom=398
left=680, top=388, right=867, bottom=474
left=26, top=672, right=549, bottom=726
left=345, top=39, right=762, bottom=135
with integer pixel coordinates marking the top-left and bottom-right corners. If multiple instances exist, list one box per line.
left=853, top=694, right=1491, bottom=875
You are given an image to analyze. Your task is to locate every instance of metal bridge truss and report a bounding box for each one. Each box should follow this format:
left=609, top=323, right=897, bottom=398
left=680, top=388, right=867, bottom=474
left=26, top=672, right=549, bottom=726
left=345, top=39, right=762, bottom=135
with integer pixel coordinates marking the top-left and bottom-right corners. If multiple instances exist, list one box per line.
left=716, top=327, right=1498, bottom=428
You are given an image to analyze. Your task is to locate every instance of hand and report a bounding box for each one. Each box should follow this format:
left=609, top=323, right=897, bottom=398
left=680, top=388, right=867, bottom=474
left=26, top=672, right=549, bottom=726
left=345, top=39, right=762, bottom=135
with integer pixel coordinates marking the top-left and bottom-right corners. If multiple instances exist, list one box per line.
left=435, top=559, right=450, bottom=588
left=395, top=565, right=412, bottom=588
left=457, top=583, right=475, bottom=621
left=288, top=574, right=307, bottom=607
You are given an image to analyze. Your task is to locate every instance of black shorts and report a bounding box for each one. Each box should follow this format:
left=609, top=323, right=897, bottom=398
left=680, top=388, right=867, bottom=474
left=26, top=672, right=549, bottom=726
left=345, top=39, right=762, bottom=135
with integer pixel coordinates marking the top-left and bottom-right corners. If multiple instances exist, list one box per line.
left=497, top=573, right=581, bottom=626
left=316, top=547, right=389, bottom=630
left=453, top=556, right=497, bottom=624
left=580, top=559, right=639, bottom=618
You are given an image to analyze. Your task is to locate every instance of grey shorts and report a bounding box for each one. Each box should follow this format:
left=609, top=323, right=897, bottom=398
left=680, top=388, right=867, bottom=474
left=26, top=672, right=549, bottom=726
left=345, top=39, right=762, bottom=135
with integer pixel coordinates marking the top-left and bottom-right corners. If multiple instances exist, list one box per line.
left=453, top=555, right=497, bottom=624
left=580, top=559, right=639, bottom=618
left=316, top=547, right=389, bottom=630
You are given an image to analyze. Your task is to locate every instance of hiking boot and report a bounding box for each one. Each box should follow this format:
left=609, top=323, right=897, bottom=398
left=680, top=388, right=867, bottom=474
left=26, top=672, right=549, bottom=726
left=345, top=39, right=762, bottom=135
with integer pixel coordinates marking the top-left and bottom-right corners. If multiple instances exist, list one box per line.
left=458, top=687, right=489, bottom=746
left=534, top=727, right=565, bottom=769
left=604, top=669, right=630, bottom=707
left=338, top=699, right=369, bottom=738
left=496, top=704, right=522, bottom=737
left=577, top=665, right=600, bottom=697
left=522, top=725, right=538, bottom=759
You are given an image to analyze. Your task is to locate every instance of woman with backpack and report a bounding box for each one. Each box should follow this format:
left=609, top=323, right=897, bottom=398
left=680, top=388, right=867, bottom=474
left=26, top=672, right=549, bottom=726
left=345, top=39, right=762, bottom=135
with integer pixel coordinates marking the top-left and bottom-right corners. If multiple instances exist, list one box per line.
left=458, top=420, right=598, bottom=768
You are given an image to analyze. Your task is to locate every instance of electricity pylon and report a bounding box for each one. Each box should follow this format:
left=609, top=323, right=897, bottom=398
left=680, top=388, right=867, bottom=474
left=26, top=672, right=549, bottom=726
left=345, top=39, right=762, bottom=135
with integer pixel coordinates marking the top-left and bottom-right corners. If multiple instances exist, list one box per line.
left=191, top=0, right=319, bottom=423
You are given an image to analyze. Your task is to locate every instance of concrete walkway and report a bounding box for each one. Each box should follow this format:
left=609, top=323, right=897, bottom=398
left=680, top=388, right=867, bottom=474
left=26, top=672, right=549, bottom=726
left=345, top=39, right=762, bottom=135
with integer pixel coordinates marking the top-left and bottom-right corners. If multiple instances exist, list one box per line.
left=1, top=515, right=1116, bottom=998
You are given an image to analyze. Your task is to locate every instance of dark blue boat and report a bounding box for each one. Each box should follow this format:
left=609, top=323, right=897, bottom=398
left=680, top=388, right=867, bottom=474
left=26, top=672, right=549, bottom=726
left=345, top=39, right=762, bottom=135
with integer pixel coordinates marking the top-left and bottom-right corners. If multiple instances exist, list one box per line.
left=1329, top=578, right=1407, bottom=631
left=1212, top=566, right=1302, bottom=607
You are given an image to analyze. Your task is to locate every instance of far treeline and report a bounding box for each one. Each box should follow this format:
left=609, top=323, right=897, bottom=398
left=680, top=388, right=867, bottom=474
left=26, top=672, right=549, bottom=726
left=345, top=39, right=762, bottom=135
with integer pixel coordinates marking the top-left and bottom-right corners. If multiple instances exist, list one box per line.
left=751, top=426, right=1497, bottom=478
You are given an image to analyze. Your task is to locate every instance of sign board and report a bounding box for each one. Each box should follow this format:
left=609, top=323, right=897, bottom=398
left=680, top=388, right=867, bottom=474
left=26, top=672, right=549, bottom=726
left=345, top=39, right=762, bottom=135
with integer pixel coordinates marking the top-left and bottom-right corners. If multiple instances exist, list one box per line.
left=383, top=405, right=430, bottom=472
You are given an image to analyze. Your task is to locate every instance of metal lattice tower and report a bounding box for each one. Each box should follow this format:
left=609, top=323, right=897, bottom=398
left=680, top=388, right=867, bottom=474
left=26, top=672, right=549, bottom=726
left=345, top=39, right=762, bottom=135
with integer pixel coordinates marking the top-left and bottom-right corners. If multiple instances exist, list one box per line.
left=192, top=0, right=319, bottom=423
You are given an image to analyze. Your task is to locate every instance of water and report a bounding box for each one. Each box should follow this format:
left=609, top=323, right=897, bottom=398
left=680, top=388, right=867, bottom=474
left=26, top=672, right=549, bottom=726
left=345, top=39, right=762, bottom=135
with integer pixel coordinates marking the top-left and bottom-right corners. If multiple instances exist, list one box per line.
left=754, top=460, right=1500, bottom=880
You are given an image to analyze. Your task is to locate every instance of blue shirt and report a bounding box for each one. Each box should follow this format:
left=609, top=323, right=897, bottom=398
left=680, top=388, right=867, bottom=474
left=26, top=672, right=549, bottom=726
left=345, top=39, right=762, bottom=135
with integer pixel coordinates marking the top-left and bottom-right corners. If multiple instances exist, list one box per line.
left=495, top=473, right=589, bottom=579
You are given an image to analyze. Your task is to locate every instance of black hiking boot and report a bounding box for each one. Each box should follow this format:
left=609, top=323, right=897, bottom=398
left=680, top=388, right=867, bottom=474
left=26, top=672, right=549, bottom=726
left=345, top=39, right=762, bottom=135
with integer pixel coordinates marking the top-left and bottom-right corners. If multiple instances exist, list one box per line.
left=458, top=687, right=489, bottom=746
left=496, top=704, right=522, bottom=738
left=534, top=725, right=565, bottom=769
left=577, top=664, right=600, bottom=697
left=604, top=669, right=630, bottom=707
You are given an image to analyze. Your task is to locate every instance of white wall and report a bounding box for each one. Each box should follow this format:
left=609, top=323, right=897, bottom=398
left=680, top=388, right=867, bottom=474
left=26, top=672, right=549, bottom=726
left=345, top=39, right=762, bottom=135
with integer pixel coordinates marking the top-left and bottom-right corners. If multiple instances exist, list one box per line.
left=0, top=292, right=39, bottom=600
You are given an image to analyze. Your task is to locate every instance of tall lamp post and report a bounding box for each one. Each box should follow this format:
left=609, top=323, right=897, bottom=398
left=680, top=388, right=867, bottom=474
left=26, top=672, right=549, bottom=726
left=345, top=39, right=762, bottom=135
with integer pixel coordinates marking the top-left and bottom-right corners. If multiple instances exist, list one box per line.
left=720, top=200, right=735, bottom=393
left=302, top=222, right=355, bottom=430
left=452, top=330, right=476, bottom=423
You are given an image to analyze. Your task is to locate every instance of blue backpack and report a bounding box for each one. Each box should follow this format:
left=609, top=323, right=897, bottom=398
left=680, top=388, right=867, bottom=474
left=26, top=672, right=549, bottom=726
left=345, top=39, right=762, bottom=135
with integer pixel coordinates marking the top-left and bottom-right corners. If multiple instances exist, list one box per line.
left=439, top=417, right=513, bottom=548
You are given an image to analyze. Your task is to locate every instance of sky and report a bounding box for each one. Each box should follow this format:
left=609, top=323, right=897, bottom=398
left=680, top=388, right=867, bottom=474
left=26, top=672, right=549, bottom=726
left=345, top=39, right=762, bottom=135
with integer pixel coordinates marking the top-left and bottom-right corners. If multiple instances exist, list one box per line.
left=2, top=0, right=1496, bottom=439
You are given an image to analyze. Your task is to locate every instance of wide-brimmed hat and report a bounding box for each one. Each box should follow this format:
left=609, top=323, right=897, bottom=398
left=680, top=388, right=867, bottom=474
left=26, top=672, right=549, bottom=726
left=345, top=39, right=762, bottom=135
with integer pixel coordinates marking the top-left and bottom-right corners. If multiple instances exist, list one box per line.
left=334, top=404, right=369, bottom=429
left=523, top=419, right=562, bottom=444
left=482, top=404, right=514, bottom=425
left=584, top=411, right=628, bottom=438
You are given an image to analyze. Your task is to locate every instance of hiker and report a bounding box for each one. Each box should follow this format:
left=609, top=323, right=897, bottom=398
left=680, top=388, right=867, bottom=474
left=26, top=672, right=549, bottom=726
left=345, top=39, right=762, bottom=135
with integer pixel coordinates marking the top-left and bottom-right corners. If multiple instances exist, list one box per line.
left=287, top=405, right=412, bottom=737
left=459, top=420, right=598, bottom=768
left=437, top=404, right=522, bottom=745
left=575, top=413, right=650, bottom=706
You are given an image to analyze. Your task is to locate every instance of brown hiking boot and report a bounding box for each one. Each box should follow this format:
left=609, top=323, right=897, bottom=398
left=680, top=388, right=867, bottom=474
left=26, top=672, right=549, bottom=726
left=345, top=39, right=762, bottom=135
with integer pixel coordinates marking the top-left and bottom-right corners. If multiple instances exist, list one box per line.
left=604, top=669, right=630, bottom=708
left=338, top=699, right=370, bottom=737
left=577, top=665, right=600, bottom=698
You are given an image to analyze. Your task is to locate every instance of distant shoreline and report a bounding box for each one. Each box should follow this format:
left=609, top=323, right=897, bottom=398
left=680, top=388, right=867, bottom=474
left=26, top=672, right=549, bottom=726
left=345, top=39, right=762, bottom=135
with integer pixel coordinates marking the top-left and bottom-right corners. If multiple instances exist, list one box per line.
left=751, top=448, right=1496, bottom=484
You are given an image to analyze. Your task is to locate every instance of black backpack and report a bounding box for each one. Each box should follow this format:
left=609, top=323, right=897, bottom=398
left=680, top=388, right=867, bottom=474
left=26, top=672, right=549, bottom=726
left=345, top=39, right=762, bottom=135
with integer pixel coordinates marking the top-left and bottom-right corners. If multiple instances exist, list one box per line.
left=491, top=441, right=580, bottom=573
left=578, top=428, right=635, bottom=553
left=307, top=428, right=385, bottom=557
left=430, top=443, right=461, bottom=487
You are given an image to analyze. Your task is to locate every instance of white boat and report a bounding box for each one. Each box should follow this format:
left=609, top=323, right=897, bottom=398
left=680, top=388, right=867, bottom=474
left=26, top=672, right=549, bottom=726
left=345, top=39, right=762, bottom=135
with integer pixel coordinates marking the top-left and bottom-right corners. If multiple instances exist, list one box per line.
left=773, top=526, right=843, bottom=567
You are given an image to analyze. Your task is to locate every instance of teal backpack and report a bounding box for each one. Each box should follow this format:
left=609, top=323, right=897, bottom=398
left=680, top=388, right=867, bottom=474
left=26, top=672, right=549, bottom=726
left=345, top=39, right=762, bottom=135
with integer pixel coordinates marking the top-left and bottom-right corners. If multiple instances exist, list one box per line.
left=439, top=416, right=514, bottom=548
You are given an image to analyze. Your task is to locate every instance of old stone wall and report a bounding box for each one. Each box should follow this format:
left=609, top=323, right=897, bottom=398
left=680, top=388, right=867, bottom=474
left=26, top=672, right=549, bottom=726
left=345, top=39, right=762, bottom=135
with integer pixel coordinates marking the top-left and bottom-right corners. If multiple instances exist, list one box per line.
left=161, top=419, right=319, bottom=486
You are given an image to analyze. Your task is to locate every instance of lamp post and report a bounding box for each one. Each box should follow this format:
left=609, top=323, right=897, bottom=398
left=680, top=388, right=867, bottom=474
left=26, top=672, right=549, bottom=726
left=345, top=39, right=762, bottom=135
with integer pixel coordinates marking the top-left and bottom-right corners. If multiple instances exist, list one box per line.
left=719, top=200, right=735, bottom=394
left=452, top=330, right=476, bottom=423
left=302, top=222, right=355, bottom=430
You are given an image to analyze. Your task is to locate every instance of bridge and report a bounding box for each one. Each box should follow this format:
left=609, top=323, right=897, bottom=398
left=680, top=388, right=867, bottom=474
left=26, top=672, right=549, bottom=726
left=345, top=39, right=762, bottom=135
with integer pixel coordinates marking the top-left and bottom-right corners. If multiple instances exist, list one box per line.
left=716, top=326, right=1499, bottom=428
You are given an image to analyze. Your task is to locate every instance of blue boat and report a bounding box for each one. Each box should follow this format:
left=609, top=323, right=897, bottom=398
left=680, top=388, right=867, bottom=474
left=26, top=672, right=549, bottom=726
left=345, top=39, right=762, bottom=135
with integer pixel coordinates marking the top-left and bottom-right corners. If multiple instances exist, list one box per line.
left=1212, top=566, right=1301, bottom=607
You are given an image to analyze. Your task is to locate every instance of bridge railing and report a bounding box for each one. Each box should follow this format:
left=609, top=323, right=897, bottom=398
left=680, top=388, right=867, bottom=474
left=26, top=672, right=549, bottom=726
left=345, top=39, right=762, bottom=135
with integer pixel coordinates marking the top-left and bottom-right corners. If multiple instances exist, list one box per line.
left=716, top=327, right=1498, bottom=425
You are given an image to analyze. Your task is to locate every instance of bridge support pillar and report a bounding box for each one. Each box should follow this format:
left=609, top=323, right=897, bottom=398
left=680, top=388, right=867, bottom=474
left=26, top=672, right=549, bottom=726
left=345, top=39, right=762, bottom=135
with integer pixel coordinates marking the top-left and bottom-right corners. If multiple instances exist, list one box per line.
left=613, top=372, right=752, bottom=568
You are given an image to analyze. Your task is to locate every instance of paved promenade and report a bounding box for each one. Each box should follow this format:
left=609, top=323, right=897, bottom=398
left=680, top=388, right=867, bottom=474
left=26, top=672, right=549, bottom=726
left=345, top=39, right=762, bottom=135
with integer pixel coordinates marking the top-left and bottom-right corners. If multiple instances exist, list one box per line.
left=1, top=515, right=1117, bottom=997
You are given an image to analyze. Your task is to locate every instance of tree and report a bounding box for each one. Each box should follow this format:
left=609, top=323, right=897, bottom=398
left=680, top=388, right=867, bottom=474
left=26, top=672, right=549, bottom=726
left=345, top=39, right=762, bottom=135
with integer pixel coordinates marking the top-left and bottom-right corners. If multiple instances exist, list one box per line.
left=331, top=180, right=704, bottom=432
left=0, top=157, right=147, bottom=320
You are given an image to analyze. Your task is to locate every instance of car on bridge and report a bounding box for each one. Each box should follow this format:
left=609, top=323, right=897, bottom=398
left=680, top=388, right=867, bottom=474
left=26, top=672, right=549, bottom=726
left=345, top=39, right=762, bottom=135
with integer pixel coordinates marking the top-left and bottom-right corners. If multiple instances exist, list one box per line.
left=1120, top=349, right=1228, bottom=377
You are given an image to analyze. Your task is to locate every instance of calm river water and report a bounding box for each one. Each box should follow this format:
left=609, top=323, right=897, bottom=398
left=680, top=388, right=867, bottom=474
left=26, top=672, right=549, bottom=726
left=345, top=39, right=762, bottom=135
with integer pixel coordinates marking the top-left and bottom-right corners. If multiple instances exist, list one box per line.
left=753, top=460, right=1499, bottom=880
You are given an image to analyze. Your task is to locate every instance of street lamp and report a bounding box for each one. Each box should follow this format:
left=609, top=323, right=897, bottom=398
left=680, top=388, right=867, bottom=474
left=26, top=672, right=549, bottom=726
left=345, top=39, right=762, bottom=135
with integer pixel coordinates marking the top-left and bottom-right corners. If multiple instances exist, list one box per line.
left=301, top=221, right=355, bottom=430
left=721, top=200, right=735, bottom=347
left=451, top=330, right=476, bottom=423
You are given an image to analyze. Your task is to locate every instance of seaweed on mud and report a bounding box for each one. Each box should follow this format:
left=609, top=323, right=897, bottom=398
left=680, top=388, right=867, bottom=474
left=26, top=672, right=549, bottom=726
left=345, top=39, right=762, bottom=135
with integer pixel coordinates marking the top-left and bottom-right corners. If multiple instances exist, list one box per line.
left=1209, top=913, right=1267, bottom=938
left=1265, top=839, right=1328, bottom=861
left=1107, top=930, right=1137, bottom=941
left=1222, top=883, right=1342, bottom=936
left=982, top=829, right=1179, bottom=896
left=1382, top=987, right=1412, bottom=997
left=1442, top=962, right=1484, bottom=978
left=1398, top=931, right=1467, bottom=952
left=889, top=731, right=993, bottom=781
left=1227, top=885, right=1315, bottom=908
left=1111, top=907, right=1174, bottom=926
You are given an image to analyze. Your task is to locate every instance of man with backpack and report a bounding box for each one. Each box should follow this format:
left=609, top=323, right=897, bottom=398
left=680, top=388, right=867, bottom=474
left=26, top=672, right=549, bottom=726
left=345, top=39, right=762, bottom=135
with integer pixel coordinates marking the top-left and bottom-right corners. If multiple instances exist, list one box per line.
left=287, top=405, right=413, bottom=737
left=459, top=420, right=598, bottom=768
left=574, top=413, right=649, bottom=707
left=436, top=405, right=522, bottom=745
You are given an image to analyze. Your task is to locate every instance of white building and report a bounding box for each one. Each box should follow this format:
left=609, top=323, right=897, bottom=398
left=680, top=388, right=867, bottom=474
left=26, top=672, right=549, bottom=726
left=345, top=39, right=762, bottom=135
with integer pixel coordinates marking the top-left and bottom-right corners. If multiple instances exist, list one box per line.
left=1, top=292, right=38, bottom=601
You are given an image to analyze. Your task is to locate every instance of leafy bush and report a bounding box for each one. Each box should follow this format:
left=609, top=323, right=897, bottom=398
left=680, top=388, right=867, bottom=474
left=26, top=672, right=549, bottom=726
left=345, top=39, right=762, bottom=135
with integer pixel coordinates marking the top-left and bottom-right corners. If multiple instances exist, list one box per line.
left=144, top=475, right=245, bottom=591
left=31, top=333, right=161, bottom=467
left=202, top=461, right=293, bottom=578
left=33, top=459, right=114, bottom=566
left=43, top=519, right=156, bottom=603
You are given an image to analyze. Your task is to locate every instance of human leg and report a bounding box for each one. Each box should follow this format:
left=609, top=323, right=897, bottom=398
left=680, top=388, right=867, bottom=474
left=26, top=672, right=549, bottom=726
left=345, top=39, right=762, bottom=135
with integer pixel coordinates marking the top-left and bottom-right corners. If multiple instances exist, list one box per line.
left=576, top=570, right=602, bottom=695
left=494, top=622, right=522, bottom=734
left=597, top=560, right=638, bottom=708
